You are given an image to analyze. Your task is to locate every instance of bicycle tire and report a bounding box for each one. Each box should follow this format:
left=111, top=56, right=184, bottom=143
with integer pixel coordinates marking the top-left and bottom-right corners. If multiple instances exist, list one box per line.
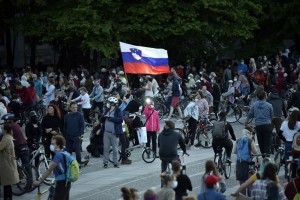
left=196, top=129, right=212, bottom=148
left=234, top=107, right=242, bottom=122
left=174, top=128, right=186, bottom=142
left=37, top=159, right=55, bottom=185
left=156, top=102, right=167, bottom=120
left=109, top=149, right=122, bottom=163
left=12, top=166, right=31, bottom=196
left=223, top=151, right=231, bottom=179
left=142, top=148, right=156, bottom=163
left=274, top=150, right=284, bottom=174
left=23, top=164, right=39, bottom=193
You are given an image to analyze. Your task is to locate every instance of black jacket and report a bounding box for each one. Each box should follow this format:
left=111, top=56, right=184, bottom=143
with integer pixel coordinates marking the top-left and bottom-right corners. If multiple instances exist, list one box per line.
left=288, top=91, right=300, bottom=110
left=268, top=92, right=287, bottom=118
left=158, top=128, right=186, bottom=160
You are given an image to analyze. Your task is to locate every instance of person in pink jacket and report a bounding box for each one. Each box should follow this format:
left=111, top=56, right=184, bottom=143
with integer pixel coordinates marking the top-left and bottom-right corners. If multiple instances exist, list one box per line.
left=144, top=100, right=160, bottom=157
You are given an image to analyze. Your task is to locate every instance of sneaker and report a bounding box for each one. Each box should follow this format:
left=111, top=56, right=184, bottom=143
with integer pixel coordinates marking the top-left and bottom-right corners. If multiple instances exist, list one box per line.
left=121, top=159, right=132, bottom=165
left=103, top=164, right=108, bottom=168
left=190, top=145, right=199, bottom=150
left=164, top=118, right=170, bottom=121
left=114, top=164, right=120, bottom=168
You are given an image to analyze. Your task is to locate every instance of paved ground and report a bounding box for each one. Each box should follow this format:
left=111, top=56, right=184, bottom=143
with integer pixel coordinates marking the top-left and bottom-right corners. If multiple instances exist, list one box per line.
left=3, top=115, right=284, bottom=200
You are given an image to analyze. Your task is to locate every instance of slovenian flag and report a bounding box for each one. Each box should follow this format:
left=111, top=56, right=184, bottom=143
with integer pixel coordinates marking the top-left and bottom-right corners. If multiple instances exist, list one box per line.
left=120, top=42, right=170, bottom=75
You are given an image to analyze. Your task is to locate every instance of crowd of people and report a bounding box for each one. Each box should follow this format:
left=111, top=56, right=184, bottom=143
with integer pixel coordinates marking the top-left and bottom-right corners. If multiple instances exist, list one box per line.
left=1, top=48, right=300, bottom=199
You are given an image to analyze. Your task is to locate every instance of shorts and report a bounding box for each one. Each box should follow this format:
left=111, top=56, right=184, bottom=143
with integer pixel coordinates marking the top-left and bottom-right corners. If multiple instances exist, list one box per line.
left=171, top=96, right=180, bottom=108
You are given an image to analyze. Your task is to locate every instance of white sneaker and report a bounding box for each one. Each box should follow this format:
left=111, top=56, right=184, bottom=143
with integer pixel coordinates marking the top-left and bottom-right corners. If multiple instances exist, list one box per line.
left=164, top=118, right=170, bottom=121
left=190, top=145, right=199, bottom=150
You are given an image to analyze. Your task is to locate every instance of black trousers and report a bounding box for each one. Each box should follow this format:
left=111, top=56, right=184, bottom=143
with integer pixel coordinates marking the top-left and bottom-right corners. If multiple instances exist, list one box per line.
left=82, top=108, right=92, bottom=124
left=188, top=118, right=198, bottom=145
left=4, top=185, right=12, bottom=199
left=53, top=181, right=71, bottom=200
left=213, top=101, right=220, bottom=118
left=66, top=136, right=82, bottom=163
left=256, top=124, right=272, bottom=155
left=43, top=138, right=55, bottom=159
left=146, top=131, right=157, bottom=154
left=92, top=101, right=103, bottom=114
left=119, top=134, right=127, bottom=161
left=212, top=138, right=233, bottom=158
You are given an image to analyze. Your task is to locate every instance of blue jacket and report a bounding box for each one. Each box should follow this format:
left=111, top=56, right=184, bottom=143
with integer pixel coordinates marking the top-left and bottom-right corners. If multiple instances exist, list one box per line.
left=105, top=108, right=123, bottom=135
left=197, top=188, right=226, bottom=200
left=248, top=100, right=274, bottom=125
left=64, top=112, right=85, bottom=137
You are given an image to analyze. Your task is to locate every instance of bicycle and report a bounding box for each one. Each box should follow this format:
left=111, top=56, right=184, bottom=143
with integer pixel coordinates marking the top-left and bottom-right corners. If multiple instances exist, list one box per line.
left=234, top=97, right=253, bottom=124
left=214, top=146, right=231, bottom=179
left=11, top=165, right=32, bottom=196
left=109, top=142, right=156, bottom=164
left=35, top=181, right=55, bottom=200
left=175, top=117, right=216, bottom=149
left=219, top=99, right=240, bottom=123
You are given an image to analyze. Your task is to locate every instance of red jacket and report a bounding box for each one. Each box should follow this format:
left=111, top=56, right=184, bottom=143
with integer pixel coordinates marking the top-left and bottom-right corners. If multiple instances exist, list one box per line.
left=16, top=86, right=35, bottom=105
left=144, top=104, right=160, bottom=132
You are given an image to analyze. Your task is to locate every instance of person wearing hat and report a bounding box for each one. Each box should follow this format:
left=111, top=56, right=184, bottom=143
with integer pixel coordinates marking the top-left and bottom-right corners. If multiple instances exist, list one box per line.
left=212, top=111, right=236, bottom=162
left=158, top=120, right=188, bottom=173
left=197, top=175, right=226, bottom=200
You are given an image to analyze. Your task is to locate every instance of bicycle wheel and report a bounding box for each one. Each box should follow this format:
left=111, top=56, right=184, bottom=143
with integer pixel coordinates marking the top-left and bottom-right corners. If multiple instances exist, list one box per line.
left=274, top=150, right=284, bottom=174
left=109, top=149, right=121, bottom=163
left=12, top=166, right=31, bottom=196
left=23, top=164, right=39, bottom=193
left=225, top=105, right=238, bottom=123
left=142, top=148, right=156, bottom=163
left=38, top=159, right=55, bottom=185
left=156, top=102, right=167, bottom=120
left=223, top=151, right=231, bottom=179
left=196, top=129, right=212, bottom=148
left=234, top=107, right=242, bottom=122
left=174, top=128, right=187, bottom=144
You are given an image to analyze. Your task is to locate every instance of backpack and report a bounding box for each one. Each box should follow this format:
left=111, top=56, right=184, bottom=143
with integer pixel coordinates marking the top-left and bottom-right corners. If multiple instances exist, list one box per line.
left=212, top=121, right=226, bottom=139
left=293, top=181, right=300, bottom=200
left=292, top=132, right=300, bottom=155
left=61, top=151, right=80, bottom=183
left=237, top=137, right=251, bottom=161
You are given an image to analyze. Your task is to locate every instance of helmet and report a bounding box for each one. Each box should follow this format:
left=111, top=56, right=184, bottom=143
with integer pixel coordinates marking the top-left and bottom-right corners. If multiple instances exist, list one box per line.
left=29, top=111, right=37, bottom=121
left=1, top=113, right=14, bottom=121
left=108, top=97, right=118, bottom=104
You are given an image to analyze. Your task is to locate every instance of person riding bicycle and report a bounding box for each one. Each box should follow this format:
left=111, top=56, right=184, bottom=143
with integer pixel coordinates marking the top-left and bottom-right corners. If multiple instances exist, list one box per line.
left=158, top=120, right=189, bottom=173
left=15, top=80, right=35, bottom=113
left=277, top=110, right=300, bottom=180
left=212, top=111, right=236, bottom=163
left=1, top=113, right=30, bottom=166
left=33, top=135, right=72, bottom=200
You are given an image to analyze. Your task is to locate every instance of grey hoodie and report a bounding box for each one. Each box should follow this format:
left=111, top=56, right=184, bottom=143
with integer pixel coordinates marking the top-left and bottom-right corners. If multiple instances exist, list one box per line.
left=248, top=100, right=274, bottom=125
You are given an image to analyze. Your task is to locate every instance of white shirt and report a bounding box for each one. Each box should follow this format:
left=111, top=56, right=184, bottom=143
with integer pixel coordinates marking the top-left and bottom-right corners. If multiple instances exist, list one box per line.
left=152, top=78, right=159, bottom=96
left=43, top=84, right=56, bottom=106
left=73, top=93, right=91, bottom=109
left=280, top=121, right=300, bottom=142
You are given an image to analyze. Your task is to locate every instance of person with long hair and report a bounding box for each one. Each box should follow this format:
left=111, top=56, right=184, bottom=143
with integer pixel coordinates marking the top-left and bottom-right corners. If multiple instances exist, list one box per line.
left=251, top=163, right=287, bottom=200
left=121, top=187, right=139, bottom=200
left=278, top=110, right=300, bottom=180
left=41, top=104, right=62, bottom=159
left=200, top=160, right=226, bottom=193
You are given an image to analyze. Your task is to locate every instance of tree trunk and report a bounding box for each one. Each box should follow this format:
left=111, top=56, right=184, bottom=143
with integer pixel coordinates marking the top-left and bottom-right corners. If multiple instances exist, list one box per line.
left=5, top=29, right=14, bottom=68
left=30, top=38, right=36, bottom=68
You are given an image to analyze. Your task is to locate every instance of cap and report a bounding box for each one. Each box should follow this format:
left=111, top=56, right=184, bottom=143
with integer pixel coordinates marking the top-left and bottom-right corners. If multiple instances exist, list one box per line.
left=205, top=175, right=222, bottom=186
left=228, top=80, right=233, bottom=83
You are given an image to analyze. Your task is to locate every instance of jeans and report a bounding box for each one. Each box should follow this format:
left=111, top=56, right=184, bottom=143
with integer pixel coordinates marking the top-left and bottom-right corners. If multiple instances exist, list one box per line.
left=15, top=145, right=30, bottom=165
left=103, top=131, right=119, bottom=165
left=255, top=124, right=272, bottom=155
left=242, top=86, right=250, bottom=96
left=188, top=118, right=198, bottom=145
left=146, top=131, right=157, bottom=154
left=66, top=136, right=82, bottom=163
left=53, top=181, right=71, bottom=200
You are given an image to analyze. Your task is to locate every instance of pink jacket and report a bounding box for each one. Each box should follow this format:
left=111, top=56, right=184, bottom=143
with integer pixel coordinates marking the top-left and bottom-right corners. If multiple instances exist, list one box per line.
left=144, top=104, right=160, bottom=132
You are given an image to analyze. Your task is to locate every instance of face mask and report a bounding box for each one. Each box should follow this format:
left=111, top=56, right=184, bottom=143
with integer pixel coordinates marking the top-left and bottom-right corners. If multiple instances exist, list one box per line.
left=188, top=77, right=191, bottom=80
left=200, top=77, right=204, bottom=81
left=241, top=62, right=244, bottom=65
left=106, top=103, right=111, bottom=108
left=171, top=181, right=178, bottom=189
left=31, top=116, right=38, bottom=123
left=139, top=78, right=143, bottom=82
left=50, top=144, right=55, bottom=152
left=1, top=86, right=5, bottom=90
left=114, top=84, right=117, bottom=88
left=234, top=78, right=237, bottom=82
left=81, top=73, right=84, bottom=77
